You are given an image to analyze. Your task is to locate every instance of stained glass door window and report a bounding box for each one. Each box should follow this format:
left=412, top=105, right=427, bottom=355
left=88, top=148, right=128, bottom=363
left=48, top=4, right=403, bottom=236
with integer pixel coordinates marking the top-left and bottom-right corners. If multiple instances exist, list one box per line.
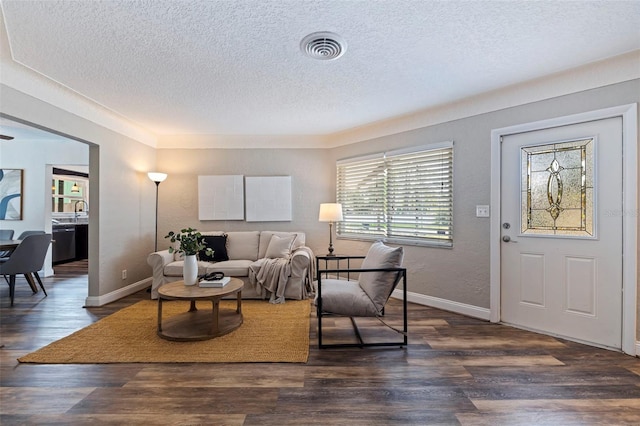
left=521, top=138, right=594, bottom=237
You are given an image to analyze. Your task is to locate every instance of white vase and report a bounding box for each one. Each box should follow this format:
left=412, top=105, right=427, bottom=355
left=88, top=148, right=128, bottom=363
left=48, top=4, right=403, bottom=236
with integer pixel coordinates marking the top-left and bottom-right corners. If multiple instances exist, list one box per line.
left=183, top=255, right=198, bottom=286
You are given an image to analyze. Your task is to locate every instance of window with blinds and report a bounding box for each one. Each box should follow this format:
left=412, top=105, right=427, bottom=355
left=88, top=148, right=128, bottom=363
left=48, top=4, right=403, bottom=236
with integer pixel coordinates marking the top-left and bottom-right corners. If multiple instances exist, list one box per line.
left=336, top=142, right=453, bottom=247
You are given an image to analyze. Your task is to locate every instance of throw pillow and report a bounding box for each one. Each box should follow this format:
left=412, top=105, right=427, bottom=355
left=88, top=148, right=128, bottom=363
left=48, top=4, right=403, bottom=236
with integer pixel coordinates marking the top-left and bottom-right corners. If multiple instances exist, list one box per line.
left=199, top=234, right=229, bottom=262
left=264, top=234, right=295, bottom=259
left=358, top=241, right=404, bottom=314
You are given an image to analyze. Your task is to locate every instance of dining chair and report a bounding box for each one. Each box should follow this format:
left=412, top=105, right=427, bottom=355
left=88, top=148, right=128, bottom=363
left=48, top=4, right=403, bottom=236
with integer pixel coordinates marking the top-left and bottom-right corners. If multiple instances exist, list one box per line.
left=1, top=231, right=46, bottom=263
left=0, top=229, right=15, bottom=259
left=16, top=230, right=45, bottom=239
left=0, top=229, right=14, bottom=239
left=2, top=230, right=48, bottom=290
left=0, top=233, right=52, bottom=306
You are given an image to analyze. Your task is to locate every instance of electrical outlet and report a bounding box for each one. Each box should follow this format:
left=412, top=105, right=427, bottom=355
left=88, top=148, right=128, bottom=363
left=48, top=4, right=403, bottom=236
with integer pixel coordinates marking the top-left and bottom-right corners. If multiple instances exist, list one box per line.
left=476, top=205, right=490, bottom=217
left=121, top=269, right=127, bottom=280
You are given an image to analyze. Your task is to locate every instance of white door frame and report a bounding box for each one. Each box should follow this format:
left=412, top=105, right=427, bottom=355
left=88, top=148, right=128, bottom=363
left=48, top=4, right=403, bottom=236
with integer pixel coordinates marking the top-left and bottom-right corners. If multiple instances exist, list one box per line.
left=490, top=103, right=638, bottom=355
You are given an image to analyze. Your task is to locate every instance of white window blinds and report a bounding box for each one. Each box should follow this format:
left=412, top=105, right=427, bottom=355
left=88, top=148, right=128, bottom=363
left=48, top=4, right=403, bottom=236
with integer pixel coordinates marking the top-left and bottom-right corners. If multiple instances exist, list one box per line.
left=337, top=154, right=386, bottom=238
left=336, top=143, right=453, bottom=246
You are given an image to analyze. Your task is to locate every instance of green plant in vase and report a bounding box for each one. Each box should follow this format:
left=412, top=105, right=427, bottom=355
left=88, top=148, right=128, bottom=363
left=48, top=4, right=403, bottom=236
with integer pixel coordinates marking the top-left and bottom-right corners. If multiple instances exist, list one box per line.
left=165, top=227, right=213, bottom=257
left=165, top=227, right=213, bottom=286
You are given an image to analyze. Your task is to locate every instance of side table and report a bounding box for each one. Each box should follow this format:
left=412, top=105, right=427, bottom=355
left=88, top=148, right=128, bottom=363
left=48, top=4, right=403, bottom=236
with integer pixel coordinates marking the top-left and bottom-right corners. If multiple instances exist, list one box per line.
left=315, top=254, right=365, bottom=282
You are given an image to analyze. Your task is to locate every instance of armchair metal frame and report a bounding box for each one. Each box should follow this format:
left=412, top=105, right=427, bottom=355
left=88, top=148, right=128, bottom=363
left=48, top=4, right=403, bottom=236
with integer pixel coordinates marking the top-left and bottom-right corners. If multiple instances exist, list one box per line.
left=316, top=258, right=408, bottom=349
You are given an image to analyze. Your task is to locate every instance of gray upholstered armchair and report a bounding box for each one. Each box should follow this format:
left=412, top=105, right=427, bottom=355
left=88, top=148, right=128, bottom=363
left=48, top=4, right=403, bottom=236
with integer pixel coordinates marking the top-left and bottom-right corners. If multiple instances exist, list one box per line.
left=315, top=241, right=407, bottom=348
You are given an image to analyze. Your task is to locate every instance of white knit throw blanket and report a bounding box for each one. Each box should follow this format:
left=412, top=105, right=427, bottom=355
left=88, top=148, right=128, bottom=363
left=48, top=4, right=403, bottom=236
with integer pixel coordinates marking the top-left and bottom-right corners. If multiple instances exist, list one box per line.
left=249, top=257, right=291, bottom=304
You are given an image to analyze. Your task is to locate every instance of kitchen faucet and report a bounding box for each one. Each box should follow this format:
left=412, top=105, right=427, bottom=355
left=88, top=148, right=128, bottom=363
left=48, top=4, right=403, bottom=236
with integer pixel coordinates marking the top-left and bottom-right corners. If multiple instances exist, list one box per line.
left=74, top=200, right=89, bottom=221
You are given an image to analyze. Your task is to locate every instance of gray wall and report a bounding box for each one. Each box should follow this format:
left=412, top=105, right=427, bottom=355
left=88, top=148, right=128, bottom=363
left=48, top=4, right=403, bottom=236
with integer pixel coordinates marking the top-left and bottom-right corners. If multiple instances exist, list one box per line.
left=156, top=148, right=332, bottom=256
left=158, top=79, right=639, bottom=313
left=328, top=79, right=640, bottom=308
left=329, top=118, right=491, bottom=307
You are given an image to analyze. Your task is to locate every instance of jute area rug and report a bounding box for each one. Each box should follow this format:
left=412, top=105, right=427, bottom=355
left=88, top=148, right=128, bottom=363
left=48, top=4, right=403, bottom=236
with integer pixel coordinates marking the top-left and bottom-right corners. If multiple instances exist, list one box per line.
left=18, top=299, right=310, bottom=364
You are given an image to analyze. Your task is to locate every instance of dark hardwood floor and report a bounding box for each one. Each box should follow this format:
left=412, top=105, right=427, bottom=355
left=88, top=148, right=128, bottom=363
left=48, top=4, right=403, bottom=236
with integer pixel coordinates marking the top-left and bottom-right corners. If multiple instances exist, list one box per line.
left=2, top=261, right=640, bottom=425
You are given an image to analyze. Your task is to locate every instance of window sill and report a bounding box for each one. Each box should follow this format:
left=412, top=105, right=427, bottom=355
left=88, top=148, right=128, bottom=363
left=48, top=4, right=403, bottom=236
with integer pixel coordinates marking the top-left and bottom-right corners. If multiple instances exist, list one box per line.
left=337, top=234, right=453, bottom=249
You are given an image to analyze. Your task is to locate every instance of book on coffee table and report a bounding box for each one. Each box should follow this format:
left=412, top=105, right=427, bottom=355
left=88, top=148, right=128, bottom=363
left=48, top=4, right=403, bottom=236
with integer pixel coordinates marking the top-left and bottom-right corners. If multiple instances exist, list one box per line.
left=199, top=276, right=231, bottom=287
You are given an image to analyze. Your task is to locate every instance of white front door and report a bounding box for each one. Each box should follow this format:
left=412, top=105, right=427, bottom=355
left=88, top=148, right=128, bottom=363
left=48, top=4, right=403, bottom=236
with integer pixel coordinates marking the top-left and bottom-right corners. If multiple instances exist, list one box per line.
left=500, top=117, right=623, bottom=349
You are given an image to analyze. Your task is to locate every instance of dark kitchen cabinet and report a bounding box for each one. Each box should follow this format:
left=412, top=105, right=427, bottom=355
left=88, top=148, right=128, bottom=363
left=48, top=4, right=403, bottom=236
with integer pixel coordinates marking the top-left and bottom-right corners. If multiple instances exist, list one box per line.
left=52, top=223, right=88, bottom=264
left=75, top=224, right=88, bottom=260
left=52, top=225, right=75, bottom=264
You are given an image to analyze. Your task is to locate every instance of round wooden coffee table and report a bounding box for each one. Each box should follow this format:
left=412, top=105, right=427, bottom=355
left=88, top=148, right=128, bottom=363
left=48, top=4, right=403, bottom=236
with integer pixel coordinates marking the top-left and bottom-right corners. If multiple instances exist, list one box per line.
left=157, top=278, right=244, bottom=341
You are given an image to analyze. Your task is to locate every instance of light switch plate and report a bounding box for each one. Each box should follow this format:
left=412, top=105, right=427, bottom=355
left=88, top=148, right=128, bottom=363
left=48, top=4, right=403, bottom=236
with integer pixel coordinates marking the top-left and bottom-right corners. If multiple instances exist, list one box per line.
left=476, top=205, right=490, bottom=217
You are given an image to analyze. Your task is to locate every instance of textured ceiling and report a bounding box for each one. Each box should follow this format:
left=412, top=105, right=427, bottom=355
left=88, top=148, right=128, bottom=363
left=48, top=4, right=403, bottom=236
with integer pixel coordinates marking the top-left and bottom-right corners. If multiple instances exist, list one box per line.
left=2, top=0, right=639, bottom=138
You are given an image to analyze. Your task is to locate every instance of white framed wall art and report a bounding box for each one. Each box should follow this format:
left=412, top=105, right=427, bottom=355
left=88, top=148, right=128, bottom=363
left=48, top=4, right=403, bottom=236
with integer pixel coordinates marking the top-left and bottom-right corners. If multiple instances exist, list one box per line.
left=198, top=175, right=244, bottom=220
left=245, top=176, right=292, bottom=222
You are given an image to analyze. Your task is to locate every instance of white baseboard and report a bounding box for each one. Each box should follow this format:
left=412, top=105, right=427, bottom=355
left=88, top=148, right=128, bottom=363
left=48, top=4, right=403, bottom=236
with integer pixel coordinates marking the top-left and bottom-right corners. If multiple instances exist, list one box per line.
left=391, top=289, right=491, bottom=321
left=635, top=341, right=640, bottom=357
left=84, top=277, right=151, bottom=307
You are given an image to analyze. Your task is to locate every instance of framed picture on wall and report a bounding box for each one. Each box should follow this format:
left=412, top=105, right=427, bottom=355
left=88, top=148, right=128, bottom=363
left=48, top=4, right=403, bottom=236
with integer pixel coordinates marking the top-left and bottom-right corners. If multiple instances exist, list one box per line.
left=0, top=168, right=23, bottom=220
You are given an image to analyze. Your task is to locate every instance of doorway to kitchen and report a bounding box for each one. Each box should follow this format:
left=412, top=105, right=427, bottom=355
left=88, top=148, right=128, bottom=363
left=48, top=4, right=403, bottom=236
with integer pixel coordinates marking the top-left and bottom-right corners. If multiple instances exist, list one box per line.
left=52, top=167, right=89, bottom=275
left=0, top=114, right=94, bottom=299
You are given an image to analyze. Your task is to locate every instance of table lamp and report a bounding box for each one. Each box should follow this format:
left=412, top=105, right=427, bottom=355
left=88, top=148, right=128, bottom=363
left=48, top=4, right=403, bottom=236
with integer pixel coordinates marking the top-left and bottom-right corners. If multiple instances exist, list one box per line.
left=318, top=203, right=343, bottom=256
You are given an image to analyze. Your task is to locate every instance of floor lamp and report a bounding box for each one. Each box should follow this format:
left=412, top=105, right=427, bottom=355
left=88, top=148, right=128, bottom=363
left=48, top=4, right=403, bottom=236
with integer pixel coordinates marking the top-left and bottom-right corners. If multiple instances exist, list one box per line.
left=319, top=203, right=343, bottom=256
left=148, top=172, right=168, bottom=252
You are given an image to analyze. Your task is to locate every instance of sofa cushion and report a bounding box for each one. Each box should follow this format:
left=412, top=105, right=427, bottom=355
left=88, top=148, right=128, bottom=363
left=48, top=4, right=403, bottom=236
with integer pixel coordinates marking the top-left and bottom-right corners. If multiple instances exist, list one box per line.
left=317, top=279, right=378, bottom=317
left=205, top=260, right=252, bottom=277
left=164, top=260, right=209, bottom=277
left=358, top=241, right=404, bottom=314
left=258, top=231, right=305, bottom=259
left=265, top=234, right=295, bottom=259
left=200, top=234, right=229, bottom=262
left=226, top=231, right=260, bottom=261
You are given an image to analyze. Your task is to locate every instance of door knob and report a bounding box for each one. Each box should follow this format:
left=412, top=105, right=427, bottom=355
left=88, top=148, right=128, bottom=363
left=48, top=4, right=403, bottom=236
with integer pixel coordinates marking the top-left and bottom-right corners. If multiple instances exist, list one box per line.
left=502, top=236, right=511, bottom=242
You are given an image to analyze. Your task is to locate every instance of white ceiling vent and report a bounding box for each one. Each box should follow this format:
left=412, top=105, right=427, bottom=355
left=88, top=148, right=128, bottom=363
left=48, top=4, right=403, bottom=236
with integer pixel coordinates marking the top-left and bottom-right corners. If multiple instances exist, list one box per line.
left=301, top=32, right=346, bottom=60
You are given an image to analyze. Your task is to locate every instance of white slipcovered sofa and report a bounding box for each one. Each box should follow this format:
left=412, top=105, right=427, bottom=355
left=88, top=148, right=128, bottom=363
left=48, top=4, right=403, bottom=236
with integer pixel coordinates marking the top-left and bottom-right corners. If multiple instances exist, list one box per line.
left=147, top=230, right=313, bottom=301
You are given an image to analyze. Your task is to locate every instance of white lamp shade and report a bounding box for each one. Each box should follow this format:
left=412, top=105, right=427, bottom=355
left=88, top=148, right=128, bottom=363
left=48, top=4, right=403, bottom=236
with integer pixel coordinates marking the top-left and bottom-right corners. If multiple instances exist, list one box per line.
left=148, top=172, right=168, bottom=183
left=319, top=203, right=343, bottom=222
